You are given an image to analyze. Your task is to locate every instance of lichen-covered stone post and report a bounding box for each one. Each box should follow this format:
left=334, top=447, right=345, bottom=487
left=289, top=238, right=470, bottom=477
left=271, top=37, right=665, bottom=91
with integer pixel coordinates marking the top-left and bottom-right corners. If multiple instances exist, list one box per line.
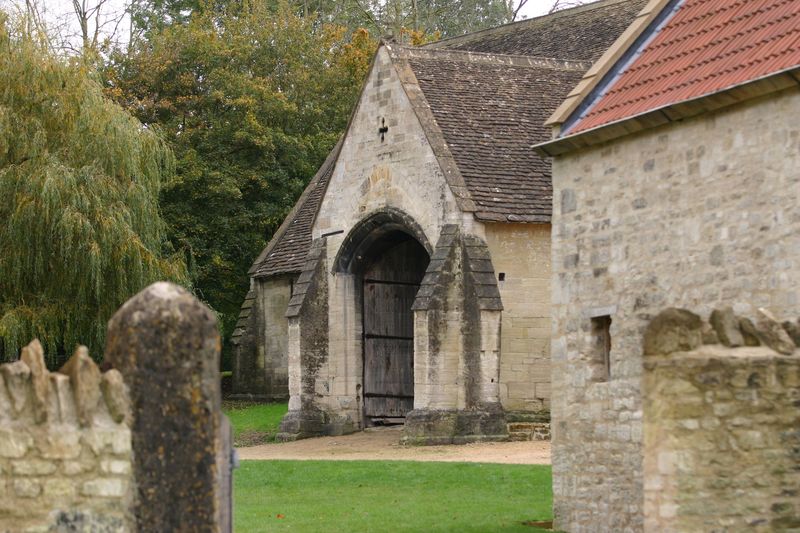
left=105, top=282, right=231, bottom=532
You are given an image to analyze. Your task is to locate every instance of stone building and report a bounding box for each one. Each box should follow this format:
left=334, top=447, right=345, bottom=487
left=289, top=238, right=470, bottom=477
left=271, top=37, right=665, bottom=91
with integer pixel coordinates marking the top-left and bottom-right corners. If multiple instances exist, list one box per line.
left=535, top=0, right=800, bottom=530
left=231, top=0, right=646, bottom=442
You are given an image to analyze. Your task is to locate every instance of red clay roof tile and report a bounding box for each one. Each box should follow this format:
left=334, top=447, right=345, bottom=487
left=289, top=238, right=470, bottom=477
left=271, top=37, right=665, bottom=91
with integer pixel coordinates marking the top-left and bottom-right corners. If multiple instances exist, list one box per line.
left=566, top=0, right=800, bottom=134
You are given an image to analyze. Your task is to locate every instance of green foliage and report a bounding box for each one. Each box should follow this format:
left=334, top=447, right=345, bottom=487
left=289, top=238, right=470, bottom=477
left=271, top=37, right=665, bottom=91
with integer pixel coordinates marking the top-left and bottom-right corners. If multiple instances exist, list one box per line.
left=289, top=0, right=515, bottom=38
left=105, top=2, right=377, bottom=345
left=414, top=0, right=515, bottom=37
left=129, top=0, right=205, bottom=37
left=103, top=0, right=507, bottom=362
left=222, top=401, right=288, bottom=446
left=0, top=14, right=187, bottom=364
left=235, top=460, right=554, bottom=532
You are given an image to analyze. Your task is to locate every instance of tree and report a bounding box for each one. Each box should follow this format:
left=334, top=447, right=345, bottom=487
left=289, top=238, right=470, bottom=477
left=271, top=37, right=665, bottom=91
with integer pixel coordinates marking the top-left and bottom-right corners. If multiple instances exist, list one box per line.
left=0, top=13, right=187, bottom=364
left=104, top=1, right=376, bottom=348
left=289, top=0, right=520, bottom=39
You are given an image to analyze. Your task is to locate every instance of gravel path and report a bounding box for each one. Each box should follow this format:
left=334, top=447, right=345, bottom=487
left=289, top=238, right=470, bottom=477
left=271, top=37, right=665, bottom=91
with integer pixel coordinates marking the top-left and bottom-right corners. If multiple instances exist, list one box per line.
left=237, top=426, right=551, bottom=464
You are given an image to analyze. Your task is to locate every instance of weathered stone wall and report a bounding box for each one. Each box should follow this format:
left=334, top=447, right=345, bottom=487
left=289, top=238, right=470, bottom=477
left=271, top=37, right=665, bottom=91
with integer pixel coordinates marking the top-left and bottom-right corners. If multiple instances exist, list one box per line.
left=644, top=345, right=800, bottom=532
left=255, top=276, right=292, bottom=400
left=232, top=277, right=293, bottom=400
left=0, top=341, right=133, bottom=532
left=550, top=88, right=800, bottom=531
left=404, top=225, right=506, bottom=444
left=640, top=307, right=800, bottom=531
left=256, top=277, right=292, bottom=400
left=485, top=222, right=551, bottom=413
left=231, top=289, right=263, bottom=396
left=307, top=46, right=467, bottom=434
left=314, top=45, right=465, bottom=247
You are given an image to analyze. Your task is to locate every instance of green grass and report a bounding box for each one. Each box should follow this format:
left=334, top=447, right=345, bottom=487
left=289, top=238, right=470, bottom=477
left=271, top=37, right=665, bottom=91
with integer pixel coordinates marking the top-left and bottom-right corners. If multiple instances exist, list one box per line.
left=234, top=460, right=553, bottom=533
left=223, top=402, right=288, bottom=446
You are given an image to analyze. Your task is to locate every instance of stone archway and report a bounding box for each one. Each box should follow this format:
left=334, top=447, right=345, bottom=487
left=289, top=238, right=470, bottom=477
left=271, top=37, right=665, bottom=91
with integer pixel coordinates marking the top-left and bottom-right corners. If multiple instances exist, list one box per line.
left=334, top=209, right=431, bottom=426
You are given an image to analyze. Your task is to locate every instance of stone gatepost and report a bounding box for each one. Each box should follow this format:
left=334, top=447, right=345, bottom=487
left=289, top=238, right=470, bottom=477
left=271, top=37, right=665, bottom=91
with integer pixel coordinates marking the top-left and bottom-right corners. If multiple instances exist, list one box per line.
left=105, top=282, right=232, bottom=532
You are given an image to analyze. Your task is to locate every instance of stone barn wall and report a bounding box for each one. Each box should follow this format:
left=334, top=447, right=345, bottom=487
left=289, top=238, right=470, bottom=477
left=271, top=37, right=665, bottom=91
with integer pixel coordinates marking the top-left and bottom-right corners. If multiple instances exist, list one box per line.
left=255, top=276, right=293, bottom=401
left=231, top=276, right=293, bottom=400
left=0, top=342, right=133, bottom=532
left=550, top=88, right=800, bottom=531
left=643, top=343, right=800, bottom=532
left=485, top=222, right=551, bottom=415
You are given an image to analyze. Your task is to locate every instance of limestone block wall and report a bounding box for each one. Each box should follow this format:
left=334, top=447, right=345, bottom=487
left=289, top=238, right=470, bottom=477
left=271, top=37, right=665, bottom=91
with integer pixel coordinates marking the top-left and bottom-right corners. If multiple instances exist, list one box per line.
left=232, top=276, right=293, bottom=400
left=643, top=346, right=800, bottom=532
left=0, top=341, right=133, bottom=532
left=485, top=222, right=551, bottom=413
left=313, top=46, right=464, bottom=247
left=550, top=88, right=800, bottom=531
left=257, top=276, right=292, bottom=400
left=231, top=290, right=264, bottom=396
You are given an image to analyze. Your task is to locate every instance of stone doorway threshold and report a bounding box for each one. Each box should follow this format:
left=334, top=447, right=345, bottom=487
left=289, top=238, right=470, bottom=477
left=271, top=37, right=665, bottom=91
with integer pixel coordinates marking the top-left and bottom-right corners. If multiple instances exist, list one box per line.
left=238, top=425, right=551, bottom=464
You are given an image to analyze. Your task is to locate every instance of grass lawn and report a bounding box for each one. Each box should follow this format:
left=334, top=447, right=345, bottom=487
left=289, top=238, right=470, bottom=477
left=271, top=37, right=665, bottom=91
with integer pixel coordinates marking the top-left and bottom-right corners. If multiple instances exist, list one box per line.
left=223, top=402, right=288, bottom=447
left=234, top=460, right=553, bottom=532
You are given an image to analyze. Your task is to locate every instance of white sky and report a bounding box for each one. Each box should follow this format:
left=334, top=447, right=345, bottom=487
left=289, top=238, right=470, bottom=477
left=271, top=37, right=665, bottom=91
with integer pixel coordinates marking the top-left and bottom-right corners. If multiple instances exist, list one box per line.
left=26, top=0, right=558, bottom=50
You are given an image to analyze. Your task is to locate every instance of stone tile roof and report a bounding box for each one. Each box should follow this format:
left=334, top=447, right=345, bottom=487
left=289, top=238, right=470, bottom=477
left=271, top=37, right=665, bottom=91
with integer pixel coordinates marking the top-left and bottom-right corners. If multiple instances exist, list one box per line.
left=412, top=225, right=503, bottom=311
left=230, top=289, right=254, bottom=342
left=249, top=140, right=341, bottom=278
left=565, top=0, right=800, bottom=135
left=395, top=48, right=589, bottom=221
left=425, top=0, right=648, bottom=61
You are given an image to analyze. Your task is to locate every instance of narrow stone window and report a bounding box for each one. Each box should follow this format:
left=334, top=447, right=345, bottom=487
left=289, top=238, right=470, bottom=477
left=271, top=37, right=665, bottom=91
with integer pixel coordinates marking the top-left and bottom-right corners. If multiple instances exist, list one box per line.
left=590, top=315, right=612, bottom=381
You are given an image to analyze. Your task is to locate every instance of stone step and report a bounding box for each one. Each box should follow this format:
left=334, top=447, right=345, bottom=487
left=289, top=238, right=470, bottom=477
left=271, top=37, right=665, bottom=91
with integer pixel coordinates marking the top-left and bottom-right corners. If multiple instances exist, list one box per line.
left=508, top=422, right=537, bottom=432
left=508, top=431, right=531, bottom=442
left=506, top=421, right=551, bottom=441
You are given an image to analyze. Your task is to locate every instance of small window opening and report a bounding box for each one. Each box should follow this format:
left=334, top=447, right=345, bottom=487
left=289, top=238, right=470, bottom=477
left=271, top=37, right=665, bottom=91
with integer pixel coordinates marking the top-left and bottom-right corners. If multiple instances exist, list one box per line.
left=590, top=315, right=612, bottom=382
left=498, top=272, right=506, bottom=282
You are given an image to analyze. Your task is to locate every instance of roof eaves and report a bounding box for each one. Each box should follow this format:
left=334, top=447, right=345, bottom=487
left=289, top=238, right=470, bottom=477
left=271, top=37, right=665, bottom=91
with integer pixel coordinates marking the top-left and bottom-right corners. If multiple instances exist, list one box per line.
left=534, top=66, right=800, bottom=156
left=545, top=0, right=672, bottom=132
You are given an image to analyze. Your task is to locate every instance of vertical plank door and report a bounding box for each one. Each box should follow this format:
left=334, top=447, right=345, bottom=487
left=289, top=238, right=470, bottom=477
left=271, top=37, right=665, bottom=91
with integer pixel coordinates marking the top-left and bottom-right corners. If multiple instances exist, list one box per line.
left=363, top=280, right=417, bottom=418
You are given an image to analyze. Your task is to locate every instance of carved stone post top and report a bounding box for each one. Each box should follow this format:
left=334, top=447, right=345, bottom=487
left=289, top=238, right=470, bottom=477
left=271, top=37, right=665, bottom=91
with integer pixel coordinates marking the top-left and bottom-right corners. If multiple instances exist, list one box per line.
left=104, top=282, right=227, bottom=532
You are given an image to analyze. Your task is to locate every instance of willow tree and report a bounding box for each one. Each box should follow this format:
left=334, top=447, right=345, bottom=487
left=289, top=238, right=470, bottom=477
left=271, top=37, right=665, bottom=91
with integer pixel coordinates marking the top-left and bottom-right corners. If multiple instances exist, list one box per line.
left=0, top=14, right=187, bottom=364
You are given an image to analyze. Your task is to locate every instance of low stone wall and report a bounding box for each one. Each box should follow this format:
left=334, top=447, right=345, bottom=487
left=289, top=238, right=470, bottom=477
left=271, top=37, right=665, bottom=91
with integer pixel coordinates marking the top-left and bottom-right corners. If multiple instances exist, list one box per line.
left=643, top=308, right=800, bottom=532
left=506, top=411, right=550, bottom=441
left=0, top=341, right=133, bottom=532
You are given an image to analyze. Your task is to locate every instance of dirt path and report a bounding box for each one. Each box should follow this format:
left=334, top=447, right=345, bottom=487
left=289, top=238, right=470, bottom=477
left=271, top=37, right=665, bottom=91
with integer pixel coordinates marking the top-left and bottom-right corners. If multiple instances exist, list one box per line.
left=237, top=426, right=551, bottom=464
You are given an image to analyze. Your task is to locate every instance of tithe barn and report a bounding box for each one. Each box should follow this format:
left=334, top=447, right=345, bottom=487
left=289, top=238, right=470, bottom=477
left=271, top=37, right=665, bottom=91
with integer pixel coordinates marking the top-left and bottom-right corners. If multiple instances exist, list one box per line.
left=232, top=0, right=646, bottom=443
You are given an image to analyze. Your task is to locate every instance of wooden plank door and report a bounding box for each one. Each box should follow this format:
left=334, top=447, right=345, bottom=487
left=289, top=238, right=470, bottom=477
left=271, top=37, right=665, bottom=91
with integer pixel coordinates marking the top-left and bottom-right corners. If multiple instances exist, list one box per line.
left=363, top=280, right=417, bottom=419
